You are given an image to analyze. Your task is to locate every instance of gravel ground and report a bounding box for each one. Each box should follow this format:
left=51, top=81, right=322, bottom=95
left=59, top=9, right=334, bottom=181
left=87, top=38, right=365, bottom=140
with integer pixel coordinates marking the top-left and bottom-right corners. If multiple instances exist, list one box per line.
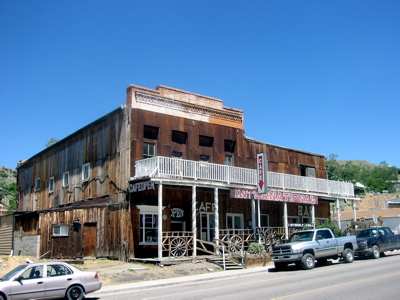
left=0, top=256, right=224, bottom=286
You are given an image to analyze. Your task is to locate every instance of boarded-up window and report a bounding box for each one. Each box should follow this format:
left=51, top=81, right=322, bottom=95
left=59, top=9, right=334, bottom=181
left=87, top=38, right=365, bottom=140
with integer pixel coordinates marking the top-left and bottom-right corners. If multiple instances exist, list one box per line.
left=300, top=165, right=316, bottom=177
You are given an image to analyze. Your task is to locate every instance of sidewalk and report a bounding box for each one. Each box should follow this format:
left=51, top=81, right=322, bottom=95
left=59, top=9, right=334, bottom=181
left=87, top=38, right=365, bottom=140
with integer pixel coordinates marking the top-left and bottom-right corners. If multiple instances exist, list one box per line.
left=92, top=265, right=272, bottom=296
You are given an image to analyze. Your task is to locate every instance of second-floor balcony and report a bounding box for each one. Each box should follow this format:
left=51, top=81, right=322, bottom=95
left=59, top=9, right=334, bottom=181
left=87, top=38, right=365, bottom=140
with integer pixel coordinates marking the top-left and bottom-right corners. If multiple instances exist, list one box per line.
left=133, top=156, right=355, bottom=198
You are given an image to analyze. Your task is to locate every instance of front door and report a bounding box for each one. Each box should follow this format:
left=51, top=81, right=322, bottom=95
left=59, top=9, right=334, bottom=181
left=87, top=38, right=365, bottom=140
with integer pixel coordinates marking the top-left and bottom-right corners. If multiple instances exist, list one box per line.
left=83, top=223, right=97, bottom=257
left=200, top=212, right=215, bottom=242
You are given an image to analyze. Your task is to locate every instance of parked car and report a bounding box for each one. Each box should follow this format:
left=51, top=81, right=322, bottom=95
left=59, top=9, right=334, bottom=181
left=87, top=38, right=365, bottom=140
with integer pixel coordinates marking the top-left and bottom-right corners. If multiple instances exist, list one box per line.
left=271, top=228, right=358, bottom=270
left=0, top=261, right=102, bottom=300
left=355, top=226, right=400, bottom=259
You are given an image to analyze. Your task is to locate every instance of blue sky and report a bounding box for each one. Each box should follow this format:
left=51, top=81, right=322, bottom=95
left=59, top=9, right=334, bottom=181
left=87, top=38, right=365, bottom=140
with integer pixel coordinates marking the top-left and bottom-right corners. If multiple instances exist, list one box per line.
left=1, top=0, right=399, bottom=169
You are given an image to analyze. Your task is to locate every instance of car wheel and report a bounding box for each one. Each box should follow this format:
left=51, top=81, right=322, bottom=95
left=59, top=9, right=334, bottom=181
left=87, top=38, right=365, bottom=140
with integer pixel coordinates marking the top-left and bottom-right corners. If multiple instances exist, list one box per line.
left=370, top=245, right=380, bottom=259
left=65, top=285, right=84, bottom=300
left=0, top=293, right=5, bottom=300
left=342, top=248, right=354, bottom=263
left=301, top=253, right=315, bottom=270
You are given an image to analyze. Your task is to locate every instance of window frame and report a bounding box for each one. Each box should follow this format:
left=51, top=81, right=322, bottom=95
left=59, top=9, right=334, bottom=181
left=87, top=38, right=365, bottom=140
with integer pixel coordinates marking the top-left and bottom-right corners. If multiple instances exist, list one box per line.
left=35, top=178, right=41, bottom=192
left=48, top=177, right=54, bottom=193
left=82, top=163, right=90, bottom=182
left=143, top=142, right=155, bottom=159
left=52, top=224, right=69, bottom=237
left=62, top=171, right=69, bottom=188
left=224, top=155, right=233, bottom=166
left=139, top=212, right=158, bottom=245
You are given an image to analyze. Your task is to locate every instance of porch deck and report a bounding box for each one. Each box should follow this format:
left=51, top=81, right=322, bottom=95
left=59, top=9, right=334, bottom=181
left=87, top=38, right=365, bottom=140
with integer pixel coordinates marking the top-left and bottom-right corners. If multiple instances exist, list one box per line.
left=133, top=156, right=355, bottom=198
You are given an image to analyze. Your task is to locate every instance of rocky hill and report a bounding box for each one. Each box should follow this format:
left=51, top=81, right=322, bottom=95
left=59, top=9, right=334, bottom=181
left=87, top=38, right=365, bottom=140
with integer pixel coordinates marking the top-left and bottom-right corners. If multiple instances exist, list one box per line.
left=0, top=166, right=16, bottom=187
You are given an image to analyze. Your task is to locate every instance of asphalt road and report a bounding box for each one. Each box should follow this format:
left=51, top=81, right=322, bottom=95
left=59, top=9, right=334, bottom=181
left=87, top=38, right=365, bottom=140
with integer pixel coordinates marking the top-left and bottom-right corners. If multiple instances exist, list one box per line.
left=91, top=251, right=400, bottom=300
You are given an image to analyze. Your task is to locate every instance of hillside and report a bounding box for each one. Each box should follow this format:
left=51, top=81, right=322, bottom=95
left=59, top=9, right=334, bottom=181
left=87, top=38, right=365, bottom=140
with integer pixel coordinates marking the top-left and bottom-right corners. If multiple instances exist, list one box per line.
left=0, top=166, right=16, bottom=187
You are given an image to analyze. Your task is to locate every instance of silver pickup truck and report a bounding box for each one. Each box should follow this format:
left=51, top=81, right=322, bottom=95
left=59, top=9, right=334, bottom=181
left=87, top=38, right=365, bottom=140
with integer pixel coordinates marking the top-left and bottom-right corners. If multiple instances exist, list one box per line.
left=271, top=228, right=358, bottom=270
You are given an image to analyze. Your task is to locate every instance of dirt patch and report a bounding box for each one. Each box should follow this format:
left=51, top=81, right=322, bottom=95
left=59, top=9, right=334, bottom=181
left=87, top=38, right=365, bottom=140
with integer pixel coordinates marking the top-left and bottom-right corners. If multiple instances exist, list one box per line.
left=0, top=256, right=223, bottom=286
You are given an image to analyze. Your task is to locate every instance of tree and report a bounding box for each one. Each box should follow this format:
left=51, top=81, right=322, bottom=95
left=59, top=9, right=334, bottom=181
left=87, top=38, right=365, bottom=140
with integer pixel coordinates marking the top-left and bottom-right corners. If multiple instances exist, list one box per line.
left=326, top=155, right=399, bottom=194
left=45, top=138, right=60, bottom=147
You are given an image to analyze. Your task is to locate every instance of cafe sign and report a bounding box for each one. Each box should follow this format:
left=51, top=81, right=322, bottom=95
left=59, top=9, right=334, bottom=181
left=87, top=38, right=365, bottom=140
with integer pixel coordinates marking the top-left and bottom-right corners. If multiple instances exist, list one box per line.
left=128, top=180, right=155, bottom=193
left=230, top=189, right=318, bottom=205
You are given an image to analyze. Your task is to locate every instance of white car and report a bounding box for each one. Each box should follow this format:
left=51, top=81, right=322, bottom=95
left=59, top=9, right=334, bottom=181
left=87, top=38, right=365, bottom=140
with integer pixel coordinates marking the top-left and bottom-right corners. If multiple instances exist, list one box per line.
left=0, top=261, right=102, bottom=300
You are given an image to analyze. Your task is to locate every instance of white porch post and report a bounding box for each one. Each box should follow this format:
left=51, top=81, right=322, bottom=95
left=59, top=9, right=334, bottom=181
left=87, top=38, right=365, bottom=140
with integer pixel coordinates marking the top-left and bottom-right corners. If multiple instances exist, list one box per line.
left=192, top=186, right=197, bottom=259
left=352, top=200, right=357, bottom=221
left=214, top=188, right=219, bottom=243
left=257, top=195, right=261, bottom=243
left=251, top=198, right=256, bottom=232
left=157, top=183, right=163, bottom=260
left=284, top=202, right=288, bottom=240
left=336, top=198, right=341, bottom=229
left=311, top=205, right=315, bottom=229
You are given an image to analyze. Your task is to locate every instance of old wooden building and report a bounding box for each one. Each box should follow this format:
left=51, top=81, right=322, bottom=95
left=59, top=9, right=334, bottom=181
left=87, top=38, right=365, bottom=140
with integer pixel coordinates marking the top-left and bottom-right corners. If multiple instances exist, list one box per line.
left=15, top=84, right=357, bottom=261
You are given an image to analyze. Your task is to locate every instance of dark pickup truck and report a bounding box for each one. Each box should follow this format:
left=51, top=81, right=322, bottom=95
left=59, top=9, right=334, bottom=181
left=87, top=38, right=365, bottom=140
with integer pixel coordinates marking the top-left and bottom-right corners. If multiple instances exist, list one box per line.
left=355, top=226, right=400, bottom=259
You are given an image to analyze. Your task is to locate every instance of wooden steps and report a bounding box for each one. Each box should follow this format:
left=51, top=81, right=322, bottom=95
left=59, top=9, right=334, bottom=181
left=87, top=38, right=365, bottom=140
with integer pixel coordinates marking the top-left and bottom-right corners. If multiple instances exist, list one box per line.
left=206, top=256, right=243, bottom=270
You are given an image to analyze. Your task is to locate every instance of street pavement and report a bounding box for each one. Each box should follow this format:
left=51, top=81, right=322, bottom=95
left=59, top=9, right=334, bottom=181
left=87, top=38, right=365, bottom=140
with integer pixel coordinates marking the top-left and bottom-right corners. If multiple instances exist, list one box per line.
left=92, top=264, right=272, bottom=296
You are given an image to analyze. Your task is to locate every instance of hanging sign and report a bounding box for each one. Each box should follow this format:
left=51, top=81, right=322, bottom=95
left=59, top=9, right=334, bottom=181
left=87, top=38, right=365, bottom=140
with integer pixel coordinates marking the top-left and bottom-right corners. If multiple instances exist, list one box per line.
left=257, top=152, right=268, bottom=194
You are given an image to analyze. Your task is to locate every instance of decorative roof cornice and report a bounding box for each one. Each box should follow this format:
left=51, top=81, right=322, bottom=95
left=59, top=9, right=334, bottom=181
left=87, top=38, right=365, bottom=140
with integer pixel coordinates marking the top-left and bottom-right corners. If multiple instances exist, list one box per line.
left=135, top=91, right=243, bottom=125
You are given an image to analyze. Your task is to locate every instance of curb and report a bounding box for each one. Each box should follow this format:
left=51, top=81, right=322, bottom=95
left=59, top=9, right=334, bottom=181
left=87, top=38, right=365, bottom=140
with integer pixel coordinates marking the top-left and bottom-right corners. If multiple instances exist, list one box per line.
left=91, top=265, right=272, bottom=296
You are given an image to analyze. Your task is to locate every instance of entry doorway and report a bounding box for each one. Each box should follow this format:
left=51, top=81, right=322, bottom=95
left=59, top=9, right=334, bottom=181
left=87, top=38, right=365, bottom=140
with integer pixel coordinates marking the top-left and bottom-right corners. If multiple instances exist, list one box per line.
left=200, top=212, right=215, bottom=242
left=83, top=223, right=97, bottom=258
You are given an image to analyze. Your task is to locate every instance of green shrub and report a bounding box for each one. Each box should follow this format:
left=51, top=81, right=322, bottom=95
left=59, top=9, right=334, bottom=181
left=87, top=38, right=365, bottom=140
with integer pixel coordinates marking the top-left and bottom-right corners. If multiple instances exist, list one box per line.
left=247, top=242, right=264, bottom=254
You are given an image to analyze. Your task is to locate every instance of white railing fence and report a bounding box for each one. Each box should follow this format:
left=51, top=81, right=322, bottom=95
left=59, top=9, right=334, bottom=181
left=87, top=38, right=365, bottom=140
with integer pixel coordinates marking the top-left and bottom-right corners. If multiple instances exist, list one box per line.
left=134, top=156, right=354, bottom=197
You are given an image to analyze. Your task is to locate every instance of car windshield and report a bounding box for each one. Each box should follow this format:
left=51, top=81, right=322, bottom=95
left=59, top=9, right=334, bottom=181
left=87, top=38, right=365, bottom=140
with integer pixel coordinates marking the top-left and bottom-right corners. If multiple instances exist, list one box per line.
left=0, top=265, right=27, bottom=281
left=289, top=232, right=314, bottom=242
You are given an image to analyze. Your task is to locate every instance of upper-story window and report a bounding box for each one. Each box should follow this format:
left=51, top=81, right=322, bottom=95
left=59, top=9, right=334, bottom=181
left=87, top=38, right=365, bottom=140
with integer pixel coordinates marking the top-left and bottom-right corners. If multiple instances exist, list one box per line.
left=199, top=135, right=214, bottom=147
left=143, top=142, right=155, bottom=159
left=49, top=177, right=54, bottom=193
left=172, top=130, right=187, bottom=144
left=82, top=163, right=90, bottom=182
left=62, top=171, right=69, bottom=188
left=35, top=178, right=40, bottom=192
left=300, top=165, right=316, bottom=177
left=144, top=125, right=159, bottom=139
left=224, top=139, right=236, bottom=153
left=224, top=155, right=233, bottom=166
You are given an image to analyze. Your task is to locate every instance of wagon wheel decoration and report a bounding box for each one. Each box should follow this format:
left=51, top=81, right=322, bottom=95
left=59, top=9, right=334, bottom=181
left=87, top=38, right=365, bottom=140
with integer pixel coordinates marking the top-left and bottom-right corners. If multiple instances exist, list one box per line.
left=229, top=235, right=243, bottom=253
left=170, top=237, right=187, bottom=257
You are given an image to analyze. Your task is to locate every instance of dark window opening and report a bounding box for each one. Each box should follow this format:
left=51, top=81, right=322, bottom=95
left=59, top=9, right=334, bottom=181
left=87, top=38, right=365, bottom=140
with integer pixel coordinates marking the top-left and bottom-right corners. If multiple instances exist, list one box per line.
left=172, top=130, right=188, bottom=144
left=199, top=135, right=214, bottom=147
left=200, top=155, right=210, bottom=162
left=172, top=151, right=183, bottom=157
left=144, top=125, right=159, bottom=140
left=224, top=139, right=236, bottom=153
left=300, top=165, right=316, bottom=177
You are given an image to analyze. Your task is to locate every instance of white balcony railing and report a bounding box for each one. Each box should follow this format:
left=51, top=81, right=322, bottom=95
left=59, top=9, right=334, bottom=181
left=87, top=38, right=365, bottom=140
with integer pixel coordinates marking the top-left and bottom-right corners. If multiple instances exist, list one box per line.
left=134, top=156, right=355, bottom=198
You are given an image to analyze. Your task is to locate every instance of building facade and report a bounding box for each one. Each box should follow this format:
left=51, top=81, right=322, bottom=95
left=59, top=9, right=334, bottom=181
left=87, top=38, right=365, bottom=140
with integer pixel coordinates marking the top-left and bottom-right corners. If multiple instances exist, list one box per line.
left=15, top=85, right=356, bottom=260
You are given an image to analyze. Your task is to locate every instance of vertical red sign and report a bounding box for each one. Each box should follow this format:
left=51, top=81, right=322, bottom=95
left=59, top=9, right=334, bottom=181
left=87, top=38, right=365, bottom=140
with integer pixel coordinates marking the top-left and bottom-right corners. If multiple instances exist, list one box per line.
left=257, top=152, right=267, bottom=194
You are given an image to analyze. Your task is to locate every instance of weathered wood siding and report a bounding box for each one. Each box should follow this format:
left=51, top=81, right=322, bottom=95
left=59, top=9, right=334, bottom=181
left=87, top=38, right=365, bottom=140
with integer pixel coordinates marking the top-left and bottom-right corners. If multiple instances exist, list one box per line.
left=38, top=203, right=133, bottom=260
left=17, top=106, right=131, bottom=212
left=0, top=215, right=13, bottom=255
left=130, top=109, right=327, bottom=180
